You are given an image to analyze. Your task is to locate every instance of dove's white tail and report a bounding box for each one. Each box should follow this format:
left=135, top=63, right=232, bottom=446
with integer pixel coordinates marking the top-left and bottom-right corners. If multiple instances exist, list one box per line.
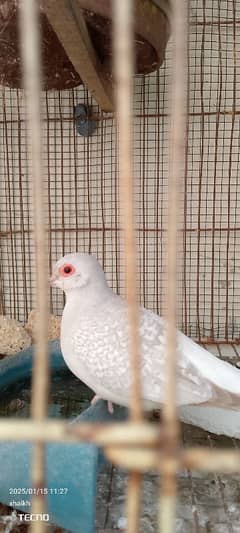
left=179, top=404, right=240, bottom=438
left=179, top=334, right=240, bottom=408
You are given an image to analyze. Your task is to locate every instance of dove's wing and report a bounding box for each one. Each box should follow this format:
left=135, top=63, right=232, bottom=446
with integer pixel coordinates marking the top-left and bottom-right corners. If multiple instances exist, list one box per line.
left=72, top=297, right=240, bottom=409
left=140, top=308, right=240, bottom=408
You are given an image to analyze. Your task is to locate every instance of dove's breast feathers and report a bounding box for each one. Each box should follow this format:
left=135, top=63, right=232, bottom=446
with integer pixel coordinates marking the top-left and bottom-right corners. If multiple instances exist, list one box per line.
left=60, top=295, right=240, bottom=410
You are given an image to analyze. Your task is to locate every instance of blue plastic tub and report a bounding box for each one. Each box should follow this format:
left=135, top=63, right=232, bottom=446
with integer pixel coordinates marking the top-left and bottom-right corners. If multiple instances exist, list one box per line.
left=0, top=341, right=127, bottom=533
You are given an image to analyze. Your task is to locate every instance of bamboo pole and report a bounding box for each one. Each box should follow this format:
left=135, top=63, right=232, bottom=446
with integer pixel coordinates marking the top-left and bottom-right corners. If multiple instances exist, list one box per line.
left=113, top=0, right=142, bottom=424
left=0, top=419, right=158, bottom=445
left=0, top=419, right=240, bottom=474
left=113, top=0, right=143, bottom=531
left=19, top=1, right=49, bottom=531
left=160, top=0, right=187, bottom=531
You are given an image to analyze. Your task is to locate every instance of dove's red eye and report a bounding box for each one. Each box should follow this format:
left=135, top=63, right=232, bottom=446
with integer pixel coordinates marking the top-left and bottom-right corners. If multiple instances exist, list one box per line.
left=59, top=264, right=75, bottom=277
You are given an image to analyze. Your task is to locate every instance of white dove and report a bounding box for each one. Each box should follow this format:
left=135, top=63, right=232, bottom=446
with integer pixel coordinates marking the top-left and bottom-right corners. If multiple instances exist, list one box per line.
left=50, top=253, right=240, bottom=437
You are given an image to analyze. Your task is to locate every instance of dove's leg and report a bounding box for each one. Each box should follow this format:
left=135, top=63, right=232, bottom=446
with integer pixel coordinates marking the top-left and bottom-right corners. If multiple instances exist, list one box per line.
left=91, top=394, right=100, bottom=406
left=107, top=401, right=114, bottom=414
left=91, top=395, right=114, bottom=414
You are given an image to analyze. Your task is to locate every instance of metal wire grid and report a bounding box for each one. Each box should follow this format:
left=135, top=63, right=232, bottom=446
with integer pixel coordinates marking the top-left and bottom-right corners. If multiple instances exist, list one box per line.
left=186, top=0, right=240, bottom=342
left=0, top=0, right=240, bottom=342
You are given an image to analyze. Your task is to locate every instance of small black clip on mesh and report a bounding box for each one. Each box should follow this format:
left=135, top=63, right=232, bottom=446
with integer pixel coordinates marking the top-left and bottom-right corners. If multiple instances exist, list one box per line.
left=74, top=104, right=97, bottom=137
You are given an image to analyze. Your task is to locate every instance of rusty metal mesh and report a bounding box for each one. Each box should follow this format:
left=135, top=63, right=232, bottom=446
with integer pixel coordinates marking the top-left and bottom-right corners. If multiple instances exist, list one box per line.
left=0, top=0, right=240, bottom=344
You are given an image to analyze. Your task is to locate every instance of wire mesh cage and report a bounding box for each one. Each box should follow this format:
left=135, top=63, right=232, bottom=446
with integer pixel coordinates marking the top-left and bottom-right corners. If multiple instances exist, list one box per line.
left=1, top=1, right=240, bottom=343
left=0, top=0, right=240, bottom=532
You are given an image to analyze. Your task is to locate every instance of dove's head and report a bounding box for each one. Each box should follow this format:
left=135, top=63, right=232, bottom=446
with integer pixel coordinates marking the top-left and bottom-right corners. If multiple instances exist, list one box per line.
left=50, top=253, right=107, bottom=294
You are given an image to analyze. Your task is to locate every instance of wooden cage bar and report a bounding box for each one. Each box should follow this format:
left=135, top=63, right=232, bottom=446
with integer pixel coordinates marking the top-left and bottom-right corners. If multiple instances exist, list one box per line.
left=19, top=0, right=49, bottom=531
left=159, top=0, right=188, bottom=531
left=113, top=0, right=142, bottom=427
left=1, top=417, right=240, bottom=472
left=113, top=0, right=143, bottom=531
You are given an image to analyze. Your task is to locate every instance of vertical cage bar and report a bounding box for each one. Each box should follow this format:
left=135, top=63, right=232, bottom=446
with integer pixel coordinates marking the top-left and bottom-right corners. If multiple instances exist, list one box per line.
left=113, top=0, right=142, bottom=531
left=19, top=1, right=49, bottom=532
left=113, top=0, right=142, bottom=424
left=225, top=0, right=236, bottom=341
left=160, top=0, right=187, bottom=532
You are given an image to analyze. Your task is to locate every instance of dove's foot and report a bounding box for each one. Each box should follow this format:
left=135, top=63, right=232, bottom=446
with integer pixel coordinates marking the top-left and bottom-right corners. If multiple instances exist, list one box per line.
left=91, top=395, right=114, bottom=414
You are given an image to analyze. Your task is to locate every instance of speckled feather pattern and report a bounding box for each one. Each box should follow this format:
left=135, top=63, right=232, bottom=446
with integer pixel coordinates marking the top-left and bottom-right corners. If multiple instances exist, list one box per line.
left=67, top=296, right=214, bottom=408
